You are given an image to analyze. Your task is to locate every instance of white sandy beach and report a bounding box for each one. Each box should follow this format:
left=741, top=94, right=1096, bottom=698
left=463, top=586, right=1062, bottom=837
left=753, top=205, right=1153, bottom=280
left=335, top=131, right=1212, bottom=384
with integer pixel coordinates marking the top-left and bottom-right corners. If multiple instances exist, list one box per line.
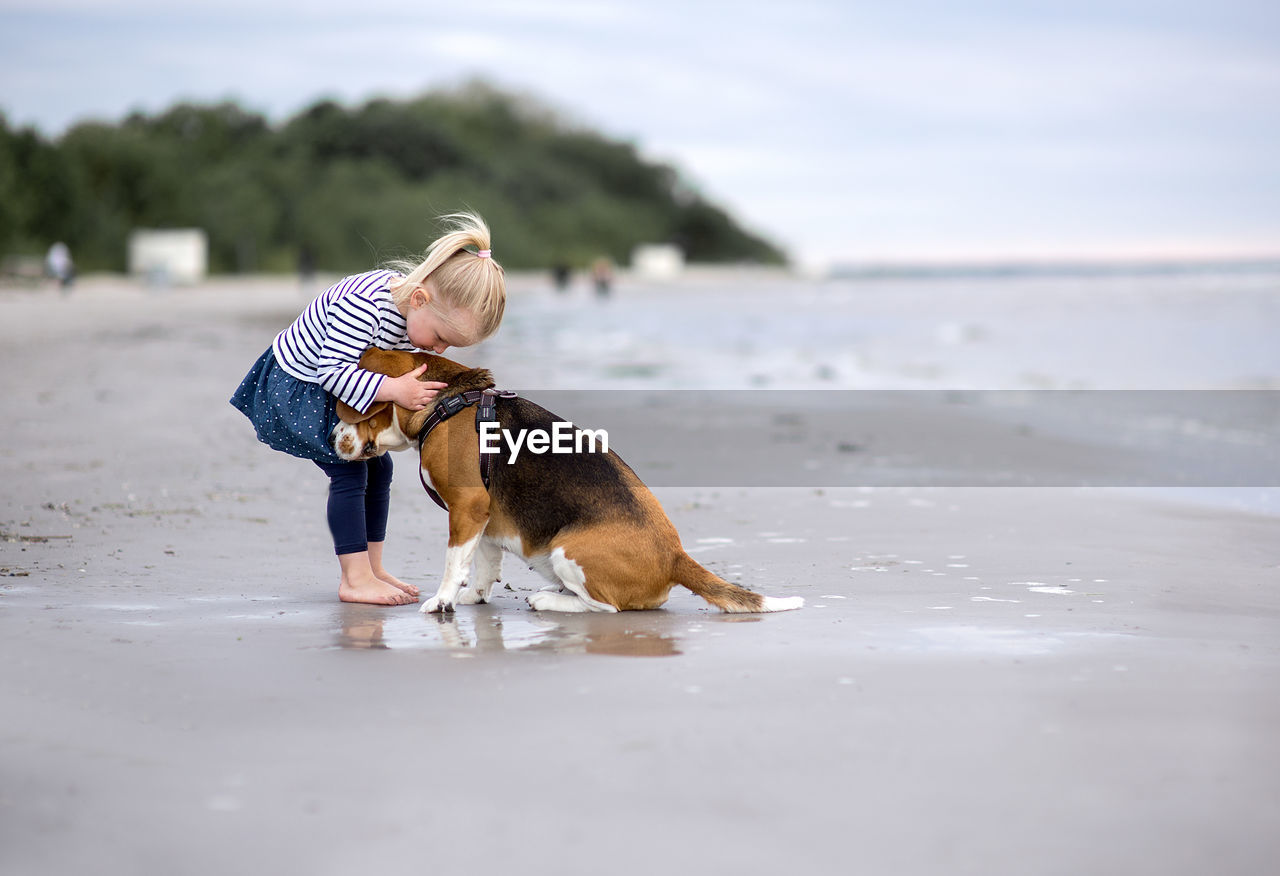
left=1, top=271, right=1278, bottom=875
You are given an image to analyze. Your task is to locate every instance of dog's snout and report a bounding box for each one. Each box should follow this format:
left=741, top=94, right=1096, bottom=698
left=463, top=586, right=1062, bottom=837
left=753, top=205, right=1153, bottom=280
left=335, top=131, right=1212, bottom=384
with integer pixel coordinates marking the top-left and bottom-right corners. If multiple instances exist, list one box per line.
left=328, top=423, right=363, bottom=460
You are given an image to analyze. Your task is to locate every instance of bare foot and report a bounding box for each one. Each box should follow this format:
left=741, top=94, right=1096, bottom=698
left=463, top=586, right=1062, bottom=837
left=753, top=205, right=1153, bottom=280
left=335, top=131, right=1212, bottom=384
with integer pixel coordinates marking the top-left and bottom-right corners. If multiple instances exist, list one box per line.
left=372, top=569, right=420, bottom=597
left=339, top=571, right=418, bottom=605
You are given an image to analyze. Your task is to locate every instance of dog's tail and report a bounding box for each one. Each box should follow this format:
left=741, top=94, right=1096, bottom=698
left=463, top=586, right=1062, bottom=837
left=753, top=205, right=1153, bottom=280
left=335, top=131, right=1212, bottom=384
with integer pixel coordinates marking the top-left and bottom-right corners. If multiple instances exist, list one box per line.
left=671, top=552, right=803, bottom=613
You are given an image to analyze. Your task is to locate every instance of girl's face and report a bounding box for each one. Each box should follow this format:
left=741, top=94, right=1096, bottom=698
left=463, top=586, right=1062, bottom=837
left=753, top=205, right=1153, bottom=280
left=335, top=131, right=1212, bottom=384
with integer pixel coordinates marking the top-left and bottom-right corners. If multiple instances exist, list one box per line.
left=403, top=283, right=476, bottom=353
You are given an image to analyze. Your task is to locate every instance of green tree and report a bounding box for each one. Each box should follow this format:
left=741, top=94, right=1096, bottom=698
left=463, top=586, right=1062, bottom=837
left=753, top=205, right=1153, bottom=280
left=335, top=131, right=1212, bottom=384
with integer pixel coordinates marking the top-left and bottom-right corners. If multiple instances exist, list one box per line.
left=4, top=83, right=786, bottom=273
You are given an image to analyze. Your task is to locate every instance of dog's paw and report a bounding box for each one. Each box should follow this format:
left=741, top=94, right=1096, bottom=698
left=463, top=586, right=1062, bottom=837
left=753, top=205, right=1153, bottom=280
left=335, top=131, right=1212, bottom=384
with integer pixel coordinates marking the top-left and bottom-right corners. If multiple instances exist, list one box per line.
left=527, top=591, right=562, bottom=612
left=455, top=588, right=487, bottom=606
left=419, top=596, right=455, bottom=614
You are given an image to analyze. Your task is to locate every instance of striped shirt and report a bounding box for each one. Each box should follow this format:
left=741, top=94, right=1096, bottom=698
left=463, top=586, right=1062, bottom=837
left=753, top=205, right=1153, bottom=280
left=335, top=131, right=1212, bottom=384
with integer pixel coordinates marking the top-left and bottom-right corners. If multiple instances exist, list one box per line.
left=272, top=270, right=418, bottom=413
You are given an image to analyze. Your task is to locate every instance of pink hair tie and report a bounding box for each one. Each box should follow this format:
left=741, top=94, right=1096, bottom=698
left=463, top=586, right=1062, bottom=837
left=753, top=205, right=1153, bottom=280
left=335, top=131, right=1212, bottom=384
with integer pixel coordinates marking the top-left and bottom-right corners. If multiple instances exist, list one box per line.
left=476, top=249, right=492, bottom=258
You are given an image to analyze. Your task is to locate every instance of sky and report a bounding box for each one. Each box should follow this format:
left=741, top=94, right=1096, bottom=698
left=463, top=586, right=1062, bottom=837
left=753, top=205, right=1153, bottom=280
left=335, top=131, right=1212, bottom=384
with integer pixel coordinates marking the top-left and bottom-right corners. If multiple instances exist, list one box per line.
left=2, top=0, right=1278, bottom=269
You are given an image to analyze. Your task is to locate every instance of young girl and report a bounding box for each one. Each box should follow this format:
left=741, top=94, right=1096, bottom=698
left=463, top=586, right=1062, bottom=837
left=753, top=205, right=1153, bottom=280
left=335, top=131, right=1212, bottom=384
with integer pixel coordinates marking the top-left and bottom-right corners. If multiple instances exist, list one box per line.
left=230, top=213, right=506, bottom=605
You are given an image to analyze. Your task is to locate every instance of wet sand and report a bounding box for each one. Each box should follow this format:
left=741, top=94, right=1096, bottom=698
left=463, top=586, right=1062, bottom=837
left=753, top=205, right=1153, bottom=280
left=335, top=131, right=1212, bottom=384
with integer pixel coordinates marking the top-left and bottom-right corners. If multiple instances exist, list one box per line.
left=2, top=277, right=1278, bottom=875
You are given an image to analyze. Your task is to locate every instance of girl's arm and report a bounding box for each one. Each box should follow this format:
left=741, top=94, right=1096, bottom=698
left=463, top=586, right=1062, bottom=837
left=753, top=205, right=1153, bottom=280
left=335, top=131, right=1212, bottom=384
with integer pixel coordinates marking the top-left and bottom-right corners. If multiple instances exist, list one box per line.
left=314, top=295, right=395, bottom=413
left=316, top=295, right=445, bottom=412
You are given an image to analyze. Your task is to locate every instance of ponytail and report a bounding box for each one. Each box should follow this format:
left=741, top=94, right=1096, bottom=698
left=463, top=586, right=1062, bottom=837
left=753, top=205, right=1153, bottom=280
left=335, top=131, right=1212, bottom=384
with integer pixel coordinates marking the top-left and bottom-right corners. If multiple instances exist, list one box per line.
left=389, top=212, right=506, bottom=343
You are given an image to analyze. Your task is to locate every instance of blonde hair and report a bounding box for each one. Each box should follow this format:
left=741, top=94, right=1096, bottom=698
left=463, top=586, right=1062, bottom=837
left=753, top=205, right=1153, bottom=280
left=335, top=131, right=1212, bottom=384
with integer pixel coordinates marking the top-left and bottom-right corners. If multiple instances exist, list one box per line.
left=388, top=212, right=506, bottom=344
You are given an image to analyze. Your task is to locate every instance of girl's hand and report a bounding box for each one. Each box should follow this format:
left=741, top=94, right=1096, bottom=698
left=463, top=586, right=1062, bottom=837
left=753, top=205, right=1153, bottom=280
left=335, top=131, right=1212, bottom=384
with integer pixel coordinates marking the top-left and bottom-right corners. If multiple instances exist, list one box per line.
left=379, top=364, right=449, bottom=410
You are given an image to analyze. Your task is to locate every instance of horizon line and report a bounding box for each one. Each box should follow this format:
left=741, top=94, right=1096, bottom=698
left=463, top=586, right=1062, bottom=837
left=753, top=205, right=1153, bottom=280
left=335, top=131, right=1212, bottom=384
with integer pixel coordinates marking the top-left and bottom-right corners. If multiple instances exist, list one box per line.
left=808, top=252, right=1280, bottom=277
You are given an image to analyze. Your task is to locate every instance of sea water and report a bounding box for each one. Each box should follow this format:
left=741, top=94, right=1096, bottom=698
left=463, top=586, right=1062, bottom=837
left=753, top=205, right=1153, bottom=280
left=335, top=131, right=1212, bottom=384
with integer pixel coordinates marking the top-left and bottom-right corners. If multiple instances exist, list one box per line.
left=487, top=265, right=1280, bottom=391
left=479, top=264, right=1280, bottom=514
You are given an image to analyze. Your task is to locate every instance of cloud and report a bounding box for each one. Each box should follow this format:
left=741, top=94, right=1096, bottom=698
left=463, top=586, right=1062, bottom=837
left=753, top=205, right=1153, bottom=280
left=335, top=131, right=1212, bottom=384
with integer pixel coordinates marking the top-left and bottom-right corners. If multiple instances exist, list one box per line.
left=3, top=0, right=1278, bottom=264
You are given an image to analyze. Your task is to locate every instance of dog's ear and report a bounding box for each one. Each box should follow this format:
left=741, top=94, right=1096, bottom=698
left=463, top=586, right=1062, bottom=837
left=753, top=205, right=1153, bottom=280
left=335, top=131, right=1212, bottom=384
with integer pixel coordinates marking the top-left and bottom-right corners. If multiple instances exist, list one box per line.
left=337, top=400, right=390, bottom=424
left=359, top=348, right=422, bottom=377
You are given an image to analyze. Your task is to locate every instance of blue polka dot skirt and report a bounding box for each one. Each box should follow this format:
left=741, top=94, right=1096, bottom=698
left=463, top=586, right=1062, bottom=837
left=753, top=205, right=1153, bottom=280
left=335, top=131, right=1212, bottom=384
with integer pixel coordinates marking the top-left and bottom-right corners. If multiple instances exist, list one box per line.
left=230, top=347, right=345, bottom=463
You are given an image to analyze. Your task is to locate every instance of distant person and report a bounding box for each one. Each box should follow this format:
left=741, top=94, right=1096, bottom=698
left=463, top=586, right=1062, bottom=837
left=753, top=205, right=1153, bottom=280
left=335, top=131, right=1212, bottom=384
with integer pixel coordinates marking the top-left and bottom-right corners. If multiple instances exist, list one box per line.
left=591, top=256, right=614, bottom=298
left=297, top=242, right=316, bottom=292
left=229, top=213, right=507, bottom=606
left=551, top=261, right=571, bottom=292
left=45, top=241, right=74, bottom=292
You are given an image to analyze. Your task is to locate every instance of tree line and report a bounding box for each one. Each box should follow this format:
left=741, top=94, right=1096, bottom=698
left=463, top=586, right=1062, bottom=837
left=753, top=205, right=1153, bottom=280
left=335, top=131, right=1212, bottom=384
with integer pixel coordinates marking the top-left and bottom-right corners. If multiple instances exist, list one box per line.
left=0, top=81, right=785, bottom=274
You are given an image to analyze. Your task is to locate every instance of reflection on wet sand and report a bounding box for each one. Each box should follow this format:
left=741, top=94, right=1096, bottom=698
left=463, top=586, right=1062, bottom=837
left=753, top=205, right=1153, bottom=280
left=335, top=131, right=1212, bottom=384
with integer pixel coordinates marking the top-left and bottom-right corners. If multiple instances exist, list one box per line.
left=336, top=612, right=391, bottom=650
left=334, top=603, right=684, bottom=656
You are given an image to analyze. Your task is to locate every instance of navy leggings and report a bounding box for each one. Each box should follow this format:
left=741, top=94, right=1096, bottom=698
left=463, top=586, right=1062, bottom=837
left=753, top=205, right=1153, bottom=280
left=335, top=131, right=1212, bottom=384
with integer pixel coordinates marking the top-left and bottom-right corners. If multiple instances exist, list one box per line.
left=313, top=455, right=394, bottom=555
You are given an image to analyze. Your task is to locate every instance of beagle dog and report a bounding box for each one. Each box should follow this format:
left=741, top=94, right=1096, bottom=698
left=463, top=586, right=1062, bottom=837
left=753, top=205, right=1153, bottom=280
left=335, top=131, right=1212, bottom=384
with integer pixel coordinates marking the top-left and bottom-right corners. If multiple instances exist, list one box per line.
left=330, top=349, right=804, bottom=615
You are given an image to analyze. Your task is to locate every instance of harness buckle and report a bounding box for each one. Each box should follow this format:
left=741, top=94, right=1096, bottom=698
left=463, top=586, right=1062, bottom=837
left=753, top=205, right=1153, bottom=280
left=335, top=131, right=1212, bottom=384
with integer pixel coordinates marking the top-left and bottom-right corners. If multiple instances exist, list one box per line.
left=435, top=393, right=468, bottom=419
left=475, top=388, right=516, bottom=431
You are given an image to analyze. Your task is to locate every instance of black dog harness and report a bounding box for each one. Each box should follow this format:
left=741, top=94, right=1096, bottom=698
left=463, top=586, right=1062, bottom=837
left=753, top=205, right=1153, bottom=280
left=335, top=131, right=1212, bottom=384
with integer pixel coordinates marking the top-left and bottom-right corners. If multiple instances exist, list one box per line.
left=416, top=388, right=518, bottom=511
